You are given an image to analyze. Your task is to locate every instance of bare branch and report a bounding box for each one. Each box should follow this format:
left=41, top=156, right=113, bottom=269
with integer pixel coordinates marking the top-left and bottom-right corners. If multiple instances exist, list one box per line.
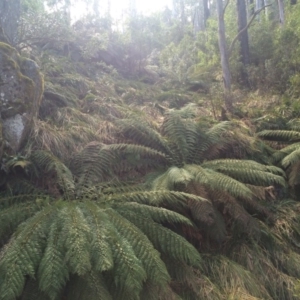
left=228, top=4, right=272, bottom=58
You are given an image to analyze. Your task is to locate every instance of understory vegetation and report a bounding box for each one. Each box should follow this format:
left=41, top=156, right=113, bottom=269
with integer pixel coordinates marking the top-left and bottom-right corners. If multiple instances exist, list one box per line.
left=1, top=0, right=300, bottom=299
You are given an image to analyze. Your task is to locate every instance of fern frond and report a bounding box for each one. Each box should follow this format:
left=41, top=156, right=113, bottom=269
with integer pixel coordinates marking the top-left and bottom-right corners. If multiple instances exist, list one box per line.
left=185, top=164, right=253, bottom=200
left=0, top=201, right=41, bottom=242
left=115, top=202, right=193, bottom=227
left=257, top=130, right=300, bottom=142
left=117, top=118, right=172, bottom=157
left=31, top=150, right=74, bottom=196
left=272, top=143, right=300, bottom=163
left=0, top=205, right=56, bottom=300
left=57, top=205, right=92, bottom=276
left=201, top=160, right=286, bottom=187
left=105, top=208, right=171, bottom=287
left=123, top=209, right=201, bottom=267
left=282, top=148, right=300, bottom=168
left=205, top=121, right=232, bottom=144
left=287, top=161, right=300, bottom=187
left=73, top=143, right=167, bottom=189
left=38, top=218, right=69, bottom=299
left=107, top=223, right=147, bottom=299
left=162, top=113, right=198, bottom=163
left=79, top=201, right=113, bottom=272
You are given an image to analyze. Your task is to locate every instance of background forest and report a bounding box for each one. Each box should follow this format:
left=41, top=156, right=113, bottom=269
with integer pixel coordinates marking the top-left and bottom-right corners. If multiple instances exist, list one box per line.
left=1, top=0, right=300, bottom=299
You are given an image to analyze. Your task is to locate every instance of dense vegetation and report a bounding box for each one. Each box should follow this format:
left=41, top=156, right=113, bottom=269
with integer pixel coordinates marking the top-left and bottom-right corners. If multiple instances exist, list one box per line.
left=1, top=0, right=300, bottom=299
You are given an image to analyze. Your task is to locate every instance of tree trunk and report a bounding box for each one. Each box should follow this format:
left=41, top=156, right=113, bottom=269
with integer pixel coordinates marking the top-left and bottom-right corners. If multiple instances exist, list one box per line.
left=216, top=0, right=232, bottom=112
left=278, top=0, right=284, bottom=25
left=180, top=0, right=186, bottom=27
left=0, top=0, right=21, bottom=45
left=237, top=0, right=250, bottom=86
left=248, top=0, right=254, bottom=16
left=203, top=0, right=210, bottom=27
left=193, top=7, right=202, bottom=32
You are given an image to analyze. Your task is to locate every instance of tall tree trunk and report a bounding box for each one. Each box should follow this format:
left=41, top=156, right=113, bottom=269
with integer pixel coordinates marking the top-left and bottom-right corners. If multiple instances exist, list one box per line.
left=237, top=0, right=250, bottom=86
left=203, top=0, right=210, bottom=27
left=278, top=0, right=284, bottom=25
left=193, top=7, right=202, bottom=32
left=0, top=0, right=21, bottom=45
left=248, top=0, right=254, bottom=16
left=216, top=0, right=232, bottom=112
left=180, top=0, right=186, bottom=27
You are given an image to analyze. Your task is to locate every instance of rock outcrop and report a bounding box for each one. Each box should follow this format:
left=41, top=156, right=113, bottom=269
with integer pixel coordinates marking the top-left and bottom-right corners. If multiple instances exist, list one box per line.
left=0, top=42, right=43, bottom=158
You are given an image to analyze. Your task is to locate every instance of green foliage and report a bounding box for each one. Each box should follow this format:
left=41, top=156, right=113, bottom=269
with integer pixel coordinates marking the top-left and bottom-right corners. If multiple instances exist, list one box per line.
left=0, top=189, right=201, bottom=299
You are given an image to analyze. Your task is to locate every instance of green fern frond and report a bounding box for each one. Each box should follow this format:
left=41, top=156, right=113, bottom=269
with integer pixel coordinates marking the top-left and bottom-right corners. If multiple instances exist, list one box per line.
left=0, top=202, right=41, bottom=242
left=205, top=121, right=232, bottom=144
left=272, top=143, right=300, bottom=163
left=105, top=208, right=171, bottom=287
left=106, top=224, right=147, bottom=298
left=106, top=191, right=211, bottom=218
left=117, top=118, right=172, bottom=157
left=287, top=118, right=300, bottom=131
left=287, top=161, right=300, bottom=187
left=79, top=202, right=114, bottom=272
left=162, top=114, right=198, bottom=163
left=0, top=205, right=56, bottom=300
left=30, top=150, right=75, bottom=196
left=282, top=148, right=300, bottom=168
left=37, top=219, right=69, bottom=299
left=201, top=160, right=286, bottom=187
left=115, top=202, right=194, bottom=227
left=257, top=130, right=300, bottom=142
left=73, top=143, right=167, bottom=189
left=124, top=209, right=201, bottom=267
left=185, top=164, right=253, bottom=200
left=72, top=142, right=116, bottom=188
left=58, top=205, right=92, bottom=276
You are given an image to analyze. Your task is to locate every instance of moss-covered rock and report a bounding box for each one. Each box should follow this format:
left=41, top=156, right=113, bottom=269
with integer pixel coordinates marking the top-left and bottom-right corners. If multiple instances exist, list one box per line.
left=0, top=42, right=43, bottom=156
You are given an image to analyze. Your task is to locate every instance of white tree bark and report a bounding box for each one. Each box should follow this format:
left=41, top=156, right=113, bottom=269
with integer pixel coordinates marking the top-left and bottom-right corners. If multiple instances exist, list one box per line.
left=216, top=0, right=232, bottom=111
left=278, top=0, right=284, bottom=25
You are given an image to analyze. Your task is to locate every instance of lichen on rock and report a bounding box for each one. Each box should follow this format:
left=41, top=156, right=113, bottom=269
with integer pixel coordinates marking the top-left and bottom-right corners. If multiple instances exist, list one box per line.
left=0, top=42, right=44, bottom=158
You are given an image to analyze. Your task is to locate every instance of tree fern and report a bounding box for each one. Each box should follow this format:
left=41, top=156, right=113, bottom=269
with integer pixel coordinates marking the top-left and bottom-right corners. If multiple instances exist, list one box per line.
left=0, top=190, right=202, bottom=299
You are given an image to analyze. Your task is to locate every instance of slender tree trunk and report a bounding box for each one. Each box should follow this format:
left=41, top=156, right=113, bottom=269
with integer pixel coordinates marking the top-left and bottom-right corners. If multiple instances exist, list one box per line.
left=203, top=0, right=210, bottom=27
left=248, top=0, right=254, bottom=16
left=0, top=0, right=21, bottom=45
left=237, top=0, right=250, bottom=86
left=180, top=0, right=186, bottom=27
left=278, top=0, right=284, bottom=25
left=216, top=0, right=232, bottom=112
left=193, top=8, right=202, bottom=32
